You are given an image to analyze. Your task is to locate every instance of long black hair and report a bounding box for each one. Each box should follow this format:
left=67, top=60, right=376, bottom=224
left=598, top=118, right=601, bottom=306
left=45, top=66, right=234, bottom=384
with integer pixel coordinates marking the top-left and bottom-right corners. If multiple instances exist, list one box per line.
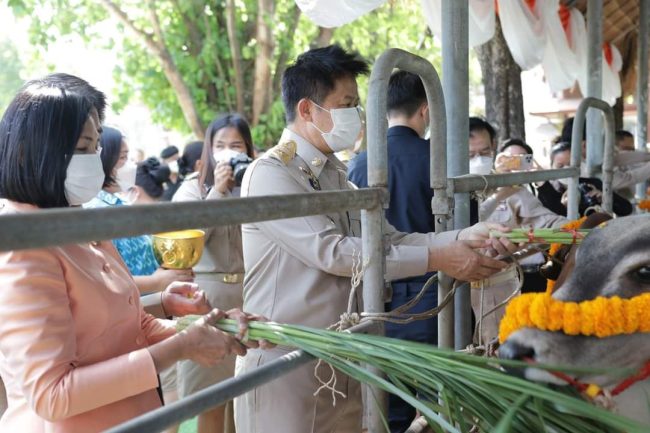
left=198, top=113, right=254, bottom=192
left=0, top=81, right=92, bottom=208
left=99, top=126, right=124, bottom=188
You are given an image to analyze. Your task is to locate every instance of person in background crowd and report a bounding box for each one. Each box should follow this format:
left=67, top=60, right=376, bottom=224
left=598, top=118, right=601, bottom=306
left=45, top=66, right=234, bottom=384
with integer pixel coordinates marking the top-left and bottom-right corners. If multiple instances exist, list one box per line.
left=162, top=141, right=204, bottom=201
left=131, top=157, right=173, bottom=203
left=561, top=118, right=650, bottom=198
left=131, top=148, right=146, bottom=164
left=161, top=145, right=181, bottom=197
left=348, top=70, right=437, bottom=432
left=537, top=141, right=633, bottom=217
left=0, top=76, right=259, bottom=433
left=85, top=127, right=193, bottom=289
left=616, top=129, right=635, bottom=152
left=473, top=137, right=568, bottom=343
left=172, top=114, right=255, bottom=433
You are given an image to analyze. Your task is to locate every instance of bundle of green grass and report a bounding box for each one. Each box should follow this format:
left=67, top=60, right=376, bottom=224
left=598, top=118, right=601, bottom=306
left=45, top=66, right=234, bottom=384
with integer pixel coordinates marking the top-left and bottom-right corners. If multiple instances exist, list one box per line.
left=178, top=317, right=646, bottom=433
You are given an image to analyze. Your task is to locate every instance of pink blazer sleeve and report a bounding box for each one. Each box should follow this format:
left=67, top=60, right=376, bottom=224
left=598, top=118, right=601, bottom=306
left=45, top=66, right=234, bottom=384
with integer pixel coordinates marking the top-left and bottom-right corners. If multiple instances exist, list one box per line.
left=141, top=313, right=176, bottom=345
left=0, top=248, right=160, bottom=421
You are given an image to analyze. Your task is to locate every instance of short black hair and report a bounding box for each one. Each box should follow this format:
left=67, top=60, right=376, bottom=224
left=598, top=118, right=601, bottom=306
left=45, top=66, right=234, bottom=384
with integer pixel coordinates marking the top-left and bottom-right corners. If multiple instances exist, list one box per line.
left=160, top=145, right=179, bottom=160
left=550, top=141, right=571, bottom=164
left=0, top=81, right=92, bottom=208
left=37, top=73, right=107, bottom=122
left=469, top=116, right=496, bottom=143
left=560, top=116, right=586, bottom=143
left=281, top=44, right=369, bottom=123
left=500, top=138, right=533, bottom=155
left=616, top=130, right=634, bottom=140
left=136, top=157, right=171, bottom=199
left=387, top=71, right=427, bottom=117
left=199, top=113, right=254, bottom=189
left=178, top=141, right=204, bottom=177
left=99, top=126, right=124, bottom=188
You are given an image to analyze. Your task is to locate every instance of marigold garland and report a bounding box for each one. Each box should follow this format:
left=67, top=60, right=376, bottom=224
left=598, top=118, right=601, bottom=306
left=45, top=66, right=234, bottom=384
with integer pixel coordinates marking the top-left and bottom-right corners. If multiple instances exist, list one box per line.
left=639, top=199, right=650, bottom=211
left=498, top=292, right=650, bottom=343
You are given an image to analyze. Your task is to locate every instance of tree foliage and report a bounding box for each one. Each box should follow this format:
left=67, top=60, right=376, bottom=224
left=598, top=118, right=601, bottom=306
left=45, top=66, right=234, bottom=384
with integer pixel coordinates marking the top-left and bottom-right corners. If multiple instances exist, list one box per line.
left=0, top=37, right=24, bottom=114
left=9, top=0, right=447, bottom=147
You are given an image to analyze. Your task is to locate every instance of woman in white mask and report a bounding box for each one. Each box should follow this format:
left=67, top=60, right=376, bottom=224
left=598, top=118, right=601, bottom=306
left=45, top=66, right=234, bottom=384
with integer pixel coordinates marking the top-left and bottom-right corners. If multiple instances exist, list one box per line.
left=172, top=113, right=254, bottom=433
left=84, top=126, right=193, bottom=294
left=0, top=78, right=259, bottom=433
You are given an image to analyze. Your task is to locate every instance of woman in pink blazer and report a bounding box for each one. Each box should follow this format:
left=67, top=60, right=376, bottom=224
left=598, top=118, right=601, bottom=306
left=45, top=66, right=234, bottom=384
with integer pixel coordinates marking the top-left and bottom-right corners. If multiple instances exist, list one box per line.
left=0, top=78, right=252, bottom=432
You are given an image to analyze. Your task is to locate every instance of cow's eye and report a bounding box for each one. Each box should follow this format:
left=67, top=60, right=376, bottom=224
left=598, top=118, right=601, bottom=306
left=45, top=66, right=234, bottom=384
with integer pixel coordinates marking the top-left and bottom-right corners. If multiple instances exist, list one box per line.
left=633, top=266, right=650, bottom=283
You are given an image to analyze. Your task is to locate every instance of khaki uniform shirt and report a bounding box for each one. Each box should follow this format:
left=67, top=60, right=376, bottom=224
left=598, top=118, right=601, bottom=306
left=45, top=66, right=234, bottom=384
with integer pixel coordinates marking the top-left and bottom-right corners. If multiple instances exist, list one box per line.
left=240, top=128, right=458, bottom=329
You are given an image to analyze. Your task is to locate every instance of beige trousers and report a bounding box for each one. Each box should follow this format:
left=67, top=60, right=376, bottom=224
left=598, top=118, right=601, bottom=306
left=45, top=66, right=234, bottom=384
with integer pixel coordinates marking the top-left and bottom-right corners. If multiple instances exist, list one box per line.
left=234, top=349, right=362, bottom=433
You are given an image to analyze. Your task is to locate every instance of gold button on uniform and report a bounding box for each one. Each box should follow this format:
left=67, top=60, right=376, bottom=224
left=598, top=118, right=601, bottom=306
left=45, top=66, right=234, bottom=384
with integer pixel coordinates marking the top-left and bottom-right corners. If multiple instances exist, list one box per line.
left=102, top=263, right=111, bottom=273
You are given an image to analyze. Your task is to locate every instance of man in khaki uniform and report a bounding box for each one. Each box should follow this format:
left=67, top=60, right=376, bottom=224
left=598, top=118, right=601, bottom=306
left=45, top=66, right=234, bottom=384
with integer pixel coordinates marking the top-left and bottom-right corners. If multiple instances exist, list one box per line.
left=235, top=45, right=514, bottom=433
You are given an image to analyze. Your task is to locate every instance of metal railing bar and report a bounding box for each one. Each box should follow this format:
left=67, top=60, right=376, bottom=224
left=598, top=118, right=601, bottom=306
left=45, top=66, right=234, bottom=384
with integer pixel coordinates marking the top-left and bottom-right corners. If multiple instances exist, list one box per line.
left=0, top=189, right=387, bottom=252
left=449, top=168, right=579, bottom=194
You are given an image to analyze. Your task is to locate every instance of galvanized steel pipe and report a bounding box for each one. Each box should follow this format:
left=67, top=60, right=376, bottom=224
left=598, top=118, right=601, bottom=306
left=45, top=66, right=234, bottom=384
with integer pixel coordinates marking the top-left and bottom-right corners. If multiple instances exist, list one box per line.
left=586, top=0, right=604, bottom=176
left=636, top=0, right=649, bottom=200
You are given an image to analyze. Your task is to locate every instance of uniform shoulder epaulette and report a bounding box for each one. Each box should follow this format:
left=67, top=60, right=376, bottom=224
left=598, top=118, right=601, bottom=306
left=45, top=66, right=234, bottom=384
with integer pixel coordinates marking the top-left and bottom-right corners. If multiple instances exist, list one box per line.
left=266, top=140, right=297, bottom=165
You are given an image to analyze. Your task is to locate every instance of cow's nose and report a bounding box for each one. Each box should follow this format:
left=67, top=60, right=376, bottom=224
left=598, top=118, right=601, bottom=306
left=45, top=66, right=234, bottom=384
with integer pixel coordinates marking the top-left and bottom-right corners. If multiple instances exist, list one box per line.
left=498, top=340, right=535, bottom=361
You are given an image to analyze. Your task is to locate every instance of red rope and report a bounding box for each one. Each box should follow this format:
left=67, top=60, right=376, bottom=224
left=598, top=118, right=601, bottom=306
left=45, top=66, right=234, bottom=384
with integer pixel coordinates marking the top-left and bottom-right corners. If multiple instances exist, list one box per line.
left=559, top=227, right=584, bottom=244
left=611, top=360, right=650, bottom=396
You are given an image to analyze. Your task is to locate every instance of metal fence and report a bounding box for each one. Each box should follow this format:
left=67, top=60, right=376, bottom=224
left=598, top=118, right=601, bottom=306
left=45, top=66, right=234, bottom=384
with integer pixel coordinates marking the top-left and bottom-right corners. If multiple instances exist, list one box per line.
left=0, top=40, right=624, bottom=433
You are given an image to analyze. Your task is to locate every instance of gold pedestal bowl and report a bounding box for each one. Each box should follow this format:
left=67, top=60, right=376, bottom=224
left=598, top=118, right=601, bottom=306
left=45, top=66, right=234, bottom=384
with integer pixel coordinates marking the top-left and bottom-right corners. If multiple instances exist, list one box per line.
left=152, top=229, right=205, bottom=269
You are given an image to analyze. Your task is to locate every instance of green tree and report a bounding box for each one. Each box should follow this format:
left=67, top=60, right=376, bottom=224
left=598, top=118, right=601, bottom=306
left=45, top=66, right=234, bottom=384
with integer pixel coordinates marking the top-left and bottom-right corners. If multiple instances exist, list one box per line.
left=0, top=37, right=25, bottom=114
left=9, top=0, right=451, bottom=147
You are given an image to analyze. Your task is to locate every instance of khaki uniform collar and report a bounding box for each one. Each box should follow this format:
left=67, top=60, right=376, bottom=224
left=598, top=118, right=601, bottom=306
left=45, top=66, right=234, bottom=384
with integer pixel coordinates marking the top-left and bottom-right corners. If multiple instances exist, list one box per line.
left=281, top=128, right=328, bottom=178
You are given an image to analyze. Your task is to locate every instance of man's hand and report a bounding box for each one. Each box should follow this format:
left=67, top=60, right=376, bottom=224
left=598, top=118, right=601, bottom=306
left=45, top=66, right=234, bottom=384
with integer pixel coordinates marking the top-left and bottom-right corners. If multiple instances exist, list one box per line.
left=458, top=222, right=519, bottom=258
left=428, top=240, right=508, bottom=282
left=162, top=282, right=211, bottom=317
left=225, top=308, right=275, bottom=350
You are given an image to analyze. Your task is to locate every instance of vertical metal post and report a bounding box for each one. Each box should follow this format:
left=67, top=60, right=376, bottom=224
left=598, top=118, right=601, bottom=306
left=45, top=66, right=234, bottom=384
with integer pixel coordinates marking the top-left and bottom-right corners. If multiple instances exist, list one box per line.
left=365, top=56, right=390, bottom=433
left=569, top=97, right=615, bottom=218
left=367, top=48, right=448, bottom=431
left=586, top=0, right=604, bottom=176
left=442, top=0, right=470, bottom=350
left=636, top=0, right=650, bottom=200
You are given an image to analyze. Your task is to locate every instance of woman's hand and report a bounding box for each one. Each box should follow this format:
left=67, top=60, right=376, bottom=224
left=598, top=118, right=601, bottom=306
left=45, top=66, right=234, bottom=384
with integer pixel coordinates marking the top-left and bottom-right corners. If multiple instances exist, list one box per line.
left=161, top=282, right=211, bottom=317
left=179, top=309, right=247, bottom=367
left=213, top=161, right=234, bottom=194
left=152, top=267, right=194, bottom=292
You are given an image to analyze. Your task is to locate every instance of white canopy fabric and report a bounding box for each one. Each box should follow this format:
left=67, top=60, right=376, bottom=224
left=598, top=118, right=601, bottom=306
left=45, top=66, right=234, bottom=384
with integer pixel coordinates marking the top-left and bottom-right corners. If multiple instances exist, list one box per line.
left=296, top=0, right=621, bottom=104
left=294, top=0, right=385, bottom=28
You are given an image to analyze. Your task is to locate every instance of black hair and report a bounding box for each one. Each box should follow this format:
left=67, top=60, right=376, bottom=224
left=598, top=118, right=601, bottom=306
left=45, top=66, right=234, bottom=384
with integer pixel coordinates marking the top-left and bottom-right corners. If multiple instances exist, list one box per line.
left=178, top=141, right=204, bottom=177
left=500, top=138, right=534, bottom=155
left=0, top=81, right=92, bottom=208
left=37, top=73, right=107, bottom=122
left=136, top=157, right=171, bottom=199
left=616, top=130, right=634, bottom=140
left=199, top=113, right=254, bottom=191
left=387, top=71, right=427, bottom=117
left=560, top=117, right=586, bottom=143
left=160, top=145, right=179, bottom=160
left=281, top=44, right=369, bottom=123
left=99, top=126, right=124, bottom=188
left=469, top=116, right=496, bottom=143
left=550, top=141, right=572, bottom=164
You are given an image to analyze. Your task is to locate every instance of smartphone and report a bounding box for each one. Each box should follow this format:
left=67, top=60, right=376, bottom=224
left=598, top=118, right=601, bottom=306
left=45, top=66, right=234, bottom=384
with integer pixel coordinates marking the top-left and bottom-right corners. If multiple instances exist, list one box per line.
left=500, top=154, right=533, bottom=171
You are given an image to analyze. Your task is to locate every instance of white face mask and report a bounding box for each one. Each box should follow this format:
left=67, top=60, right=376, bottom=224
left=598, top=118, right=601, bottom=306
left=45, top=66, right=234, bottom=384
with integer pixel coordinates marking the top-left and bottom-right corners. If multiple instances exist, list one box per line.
left=115, top=161, right=137, bottom=192
left=469, top=155, right=493, bottom=175
left=310, top=102, right=363, bottom=152
left=65, top=153, right=105, bottom=205
left=168, top=160, right=179, bottom=174
left=213, top=148, right=241, bottom=163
